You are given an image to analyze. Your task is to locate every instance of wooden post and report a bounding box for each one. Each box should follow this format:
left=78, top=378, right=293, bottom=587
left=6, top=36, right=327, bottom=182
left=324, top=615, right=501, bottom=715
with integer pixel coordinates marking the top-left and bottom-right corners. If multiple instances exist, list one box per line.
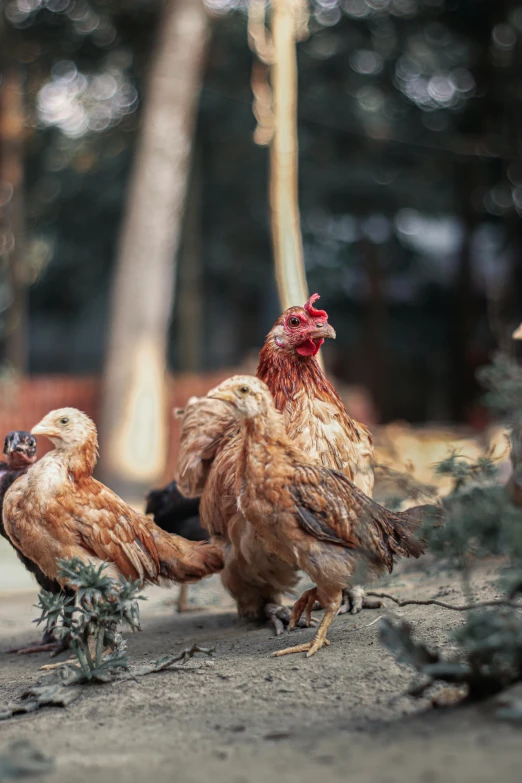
left=249, top=2, right=324, bottom=365
left=268, top=0, right=309, bottom=311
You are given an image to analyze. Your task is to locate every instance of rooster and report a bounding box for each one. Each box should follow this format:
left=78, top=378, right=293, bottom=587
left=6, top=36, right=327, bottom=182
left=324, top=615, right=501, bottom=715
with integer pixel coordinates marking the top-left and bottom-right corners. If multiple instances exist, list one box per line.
left=257, top=294, right=374, bottom=494
left=0, top=431, right=74, bottom=655
left=176, top=294, right=377, bottom=630
left=145, top=482, right=209, bottom=611
left=2, top=409, right=223, bottom=593
left=208, top=376, right=427, bottom=657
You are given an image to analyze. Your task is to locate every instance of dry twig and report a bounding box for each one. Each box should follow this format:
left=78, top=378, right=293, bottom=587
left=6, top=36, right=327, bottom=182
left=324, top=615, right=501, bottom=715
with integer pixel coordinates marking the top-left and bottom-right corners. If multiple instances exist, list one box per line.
left=366, top=591, right=522, bottom=612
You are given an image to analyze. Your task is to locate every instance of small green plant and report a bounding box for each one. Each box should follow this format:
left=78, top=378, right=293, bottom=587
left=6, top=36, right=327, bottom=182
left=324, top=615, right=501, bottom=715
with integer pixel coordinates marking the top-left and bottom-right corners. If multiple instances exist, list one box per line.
left=0, top=558, right=215, bottom=720
left=36, top=558, right=144, bottom=684
left=378, top=353, right=522, bottom=714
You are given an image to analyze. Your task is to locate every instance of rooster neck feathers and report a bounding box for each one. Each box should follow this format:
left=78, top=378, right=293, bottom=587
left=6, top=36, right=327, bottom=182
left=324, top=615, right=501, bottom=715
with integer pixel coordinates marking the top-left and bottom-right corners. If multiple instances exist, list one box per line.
left=258, top=338, right=343, bottom=413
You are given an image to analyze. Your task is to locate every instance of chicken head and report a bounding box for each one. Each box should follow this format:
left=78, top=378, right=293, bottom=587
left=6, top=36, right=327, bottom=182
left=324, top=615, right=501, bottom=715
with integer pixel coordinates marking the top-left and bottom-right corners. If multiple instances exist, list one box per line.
left=267, top=293, right=336, bottom=357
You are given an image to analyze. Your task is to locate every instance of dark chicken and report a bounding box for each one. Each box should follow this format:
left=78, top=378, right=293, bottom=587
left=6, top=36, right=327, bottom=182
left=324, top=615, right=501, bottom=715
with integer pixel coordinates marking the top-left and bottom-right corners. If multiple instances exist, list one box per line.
left=146, top=482, right=209, bottom=611
left=209, top=376, right=427, bottom=657
left=0, top=431, right=73, bottom=655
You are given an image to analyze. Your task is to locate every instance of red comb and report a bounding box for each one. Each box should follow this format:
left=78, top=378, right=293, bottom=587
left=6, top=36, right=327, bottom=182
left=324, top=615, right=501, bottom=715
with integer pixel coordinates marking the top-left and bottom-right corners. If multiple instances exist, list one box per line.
left=304, top=293, right=327, bottom=320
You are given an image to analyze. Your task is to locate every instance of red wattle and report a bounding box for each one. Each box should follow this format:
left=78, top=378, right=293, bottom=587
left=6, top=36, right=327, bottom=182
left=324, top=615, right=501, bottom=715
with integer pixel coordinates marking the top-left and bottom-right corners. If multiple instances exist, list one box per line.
left=296, top=338, right=324, bottom=357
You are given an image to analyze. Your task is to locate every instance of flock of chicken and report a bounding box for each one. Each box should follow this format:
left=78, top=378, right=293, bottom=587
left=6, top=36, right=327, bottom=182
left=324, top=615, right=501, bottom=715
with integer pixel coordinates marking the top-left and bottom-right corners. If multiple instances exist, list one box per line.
left=0, top=294, right=436, bottom=659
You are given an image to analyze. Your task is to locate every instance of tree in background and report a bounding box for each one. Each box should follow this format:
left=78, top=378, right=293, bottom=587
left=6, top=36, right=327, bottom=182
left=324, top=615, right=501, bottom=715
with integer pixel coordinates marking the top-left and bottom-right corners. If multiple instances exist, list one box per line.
left=99, top=0, right=208, bottom=495
left=0, top=15, right=27, bottom=374
left=249, top=0, right=310, bottom=311
left=2, top=0, right=522, bottom=437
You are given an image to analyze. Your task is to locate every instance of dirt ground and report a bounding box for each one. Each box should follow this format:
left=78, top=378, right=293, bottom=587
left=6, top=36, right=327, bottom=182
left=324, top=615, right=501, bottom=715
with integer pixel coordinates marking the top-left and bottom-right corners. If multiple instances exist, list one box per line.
left=0, top=555, right=521, bottom=783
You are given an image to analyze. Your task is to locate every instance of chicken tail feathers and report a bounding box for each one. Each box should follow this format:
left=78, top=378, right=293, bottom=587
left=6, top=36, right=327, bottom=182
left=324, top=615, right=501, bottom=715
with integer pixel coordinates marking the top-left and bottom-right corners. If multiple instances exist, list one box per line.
left=376, top=502, right=444, bottom=567
left=358, top=502, right=436, bottom=573
left=152, top=528, right=224, bottom=583
left=391, top=503, right=433, bottom=559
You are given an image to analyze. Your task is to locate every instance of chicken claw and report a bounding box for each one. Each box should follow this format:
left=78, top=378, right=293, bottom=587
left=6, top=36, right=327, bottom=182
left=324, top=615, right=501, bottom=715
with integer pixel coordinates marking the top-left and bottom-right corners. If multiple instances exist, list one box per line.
left=264, top=601, right=318, bottom=636
left=40, top=657, right=77, bottom=671
left=264, top=603, right=292, bottom=636
left=337, top=586, right=383, bottom=615
left=272, top=638, right=331, bottom=657
left=273, top=598, right=340, bottom=657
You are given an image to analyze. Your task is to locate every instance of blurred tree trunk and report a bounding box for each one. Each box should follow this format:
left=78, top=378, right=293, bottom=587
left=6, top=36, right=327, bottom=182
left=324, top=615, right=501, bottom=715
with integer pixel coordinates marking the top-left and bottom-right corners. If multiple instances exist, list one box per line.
left=99, top=0, right=208, bottom=496
left=269, top=0, right=309, bottom=312
left=249, top=0, right=325, bottom=370
left=0, top=65, right=27, bottom=373
left=176, top=149, right=203, bottom=372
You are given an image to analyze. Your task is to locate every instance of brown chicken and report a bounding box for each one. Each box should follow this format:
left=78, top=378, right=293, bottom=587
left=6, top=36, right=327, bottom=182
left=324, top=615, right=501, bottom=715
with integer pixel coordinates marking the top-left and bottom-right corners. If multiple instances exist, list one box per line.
left=176, top=295, right=376, bottom=628
left=257, top=293, right=374, bottom=494
left=208, top=376, right=426, bottom=657
left=2, top=408, right=223, bottom=591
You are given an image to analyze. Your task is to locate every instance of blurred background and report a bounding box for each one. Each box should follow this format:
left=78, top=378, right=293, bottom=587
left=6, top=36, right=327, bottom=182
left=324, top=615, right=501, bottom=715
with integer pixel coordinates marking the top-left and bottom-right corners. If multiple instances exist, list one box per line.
left=1, top=0, right=522, bottom=519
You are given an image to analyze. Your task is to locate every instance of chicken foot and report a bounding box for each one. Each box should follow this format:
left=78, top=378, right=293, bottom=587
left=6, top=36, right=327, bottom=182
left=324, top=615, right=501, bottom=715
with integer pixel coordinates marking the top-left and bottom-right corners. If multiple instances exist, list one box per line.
left=272, top=590, right=341, bottom=658
left=309, top=586, right=383, bottom=616
left=6, top=630, right=70, bottom=657
left=40, top=635, right=105, bottom=672
left=264, top=602, right=318, bottom=636
left=338, top=586, right=383, bottom=615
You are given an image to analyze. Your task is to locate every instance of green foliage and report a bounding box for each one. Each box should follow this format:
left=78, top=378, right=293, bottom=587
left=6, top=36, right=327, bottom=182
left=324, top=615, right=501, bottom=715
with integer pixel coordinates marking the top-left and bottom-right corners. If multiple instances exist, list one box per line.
left=1, top=558, right=215, bottom=720
left=434, top=451, right=499, bottom=493
left=36, top=558, right=144, bottom=684
left=380, top=353, right=522, bottom=711
left=380, top=615, right=512, bottom=701
left=478, top=354, right=522, bottom=420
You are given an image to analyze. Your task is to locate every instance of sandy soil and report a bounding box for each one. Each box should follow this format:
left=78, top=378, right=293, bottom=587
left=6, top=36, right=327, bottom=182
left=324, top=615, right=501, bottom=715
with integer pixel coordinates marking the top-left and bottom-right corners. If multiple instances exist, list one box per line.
left=0, top=559, right=520, bottom=783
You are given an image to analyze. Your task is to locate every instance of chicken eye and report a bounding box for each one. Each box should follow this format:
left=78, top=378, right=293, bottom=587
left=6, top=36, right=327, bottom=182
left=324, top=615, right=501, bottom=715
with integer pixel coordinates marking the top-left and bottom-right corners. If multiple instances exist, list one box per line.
left=288, top=316, right=301, bottom=328
left=239, top=386, right=250, bottom=395
left=59, top=417, right=69, bottom=425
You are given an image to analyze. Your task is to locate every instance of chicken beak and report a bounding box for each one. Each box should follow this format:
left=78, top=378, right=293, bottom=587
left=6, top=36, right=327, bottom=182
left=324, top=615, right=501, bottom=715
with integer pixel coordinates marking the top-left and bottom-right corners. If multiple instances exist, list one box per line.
left=31, top=420, right=57, bottom=438
left=310, top=323, right=336, bottom=340
left=208, top=390, right=237, bottom=406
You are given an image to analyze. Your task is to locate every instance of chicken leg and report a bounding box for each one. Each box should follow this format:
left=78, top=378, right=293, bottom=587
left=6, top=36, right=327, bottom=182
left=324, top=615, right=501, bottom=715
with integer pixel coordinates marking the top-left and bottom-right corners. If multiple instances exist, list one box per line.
left=221, top=537, right=307, bottom=635
left=6, top=634, right=70, bottom=657
left=272, top=589, right=342, bottom=658
left=177, top=584, right=190, bottom=613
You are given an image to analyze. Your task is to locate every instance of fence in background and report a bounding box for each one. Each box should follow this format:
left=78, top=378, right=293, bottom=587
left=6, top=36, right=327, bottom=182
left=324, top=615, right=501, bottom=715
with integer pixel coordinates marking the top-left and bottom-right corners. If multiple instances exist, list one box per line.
left=0, top=370, right=234, bottom=487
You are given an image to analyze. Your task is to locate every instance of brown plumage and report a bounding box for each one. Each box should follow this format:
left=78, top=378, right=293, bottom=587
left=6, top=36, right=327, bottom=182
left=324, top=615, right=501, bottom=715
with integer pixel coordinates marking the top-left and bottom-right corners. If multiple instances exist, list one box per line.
left=2, top=408, right=223, bottom=590
left=208, top=376, right=427, bottom=657
left=257, top=294, right=374, bottom=495
left=175, top=295, right=375, bottom=626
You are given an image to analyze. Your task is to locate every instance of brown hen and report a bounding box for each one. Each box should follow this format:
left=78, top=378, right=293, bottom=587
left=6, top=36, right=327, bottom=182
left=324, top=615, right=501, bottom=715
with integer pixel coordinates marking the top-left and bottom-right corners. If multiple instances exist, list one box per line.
left=176, top=295, right=376, bottom=628
left=2, top=408, right=223, bottom=590
left=208, top=376, right=427, bottom=657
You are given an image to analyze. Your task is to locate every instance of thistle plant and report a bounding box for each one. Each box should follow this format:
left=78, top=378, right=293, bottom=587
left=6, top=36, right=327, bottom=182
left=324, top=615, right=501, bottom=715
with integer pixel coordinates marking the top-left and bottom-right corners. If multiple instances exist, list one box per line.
left=1, top=557, right=215, bottom=720
left=379, top=353, right=522, bottom=712
left=36, top=558, right=144, bottom=684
